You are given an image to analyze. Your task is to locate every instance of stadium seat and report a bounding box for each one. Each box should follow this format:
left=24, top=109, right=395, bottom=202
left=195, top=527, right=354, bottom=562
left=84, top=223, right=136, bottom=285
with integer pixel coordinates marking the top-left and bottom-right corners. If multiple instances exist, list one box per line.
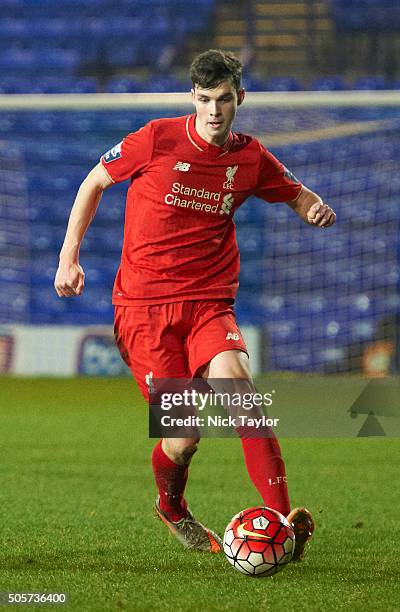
left=235, top=199, right=266, bottom=224
left=311, top=76, right=348, bottom=91
left=29, top=76, right=98, bottom=93
left=352, top=76, right=388, bottom=90
left=105, top=77, right=146, bottom=93
left=104, top=40, right=142, bottom=68
left=236, top=227, right=266, bottom=257
left=265, top=77, right=302, bottom=92
left=0, top=48, right=37, bottom=73
left=238, top=259, right=265, bottom=290
left=0, top=77, right=32, bottom=93
left=242, top=75, right=269, bottom=91
left=141, top=75, right=189, bottom=93
left=36, top=48, right=80, bottom=72
left=0, top=18, right=29, bottom=40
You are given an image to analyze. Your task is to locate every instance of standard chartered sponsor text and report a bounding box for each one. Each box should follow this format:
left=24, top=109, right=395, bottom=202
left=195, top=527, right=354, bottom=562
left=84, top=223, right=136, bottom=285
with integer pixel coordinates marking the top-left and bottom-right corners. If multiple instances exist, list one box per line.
left=165, top=182, right=221, bottom=213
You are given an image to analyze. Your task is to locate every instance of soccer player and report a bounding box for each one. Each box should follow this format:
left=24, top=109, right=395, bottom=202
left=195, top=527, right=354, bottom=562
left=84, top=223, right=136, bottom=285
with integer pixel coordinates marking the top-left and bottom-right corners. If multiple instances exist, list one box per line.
left=55, top=49, right=335, bottom=559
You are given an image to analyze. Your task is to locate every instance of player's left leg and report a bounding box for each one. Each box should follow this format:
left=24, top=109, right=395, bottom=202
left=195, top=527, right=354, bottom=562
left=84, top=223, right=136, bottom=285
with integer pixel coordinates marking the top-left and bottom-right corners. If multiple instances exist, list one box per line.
left=186, top=302, right=314, bottom=560
left=203, top=349, right=291, bottom=518
left=203, top=349, right=315, bottom=560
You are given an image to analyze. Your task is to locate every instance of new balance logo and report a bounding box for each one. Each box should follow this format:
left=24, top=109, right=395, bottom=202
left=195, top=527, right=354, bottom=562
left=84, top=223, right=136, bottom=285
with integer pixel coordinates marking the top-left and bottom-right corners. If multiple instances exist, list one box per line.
left=226, top=332, right=239, bottom=341
left=173, top=162, right=191, bottom=172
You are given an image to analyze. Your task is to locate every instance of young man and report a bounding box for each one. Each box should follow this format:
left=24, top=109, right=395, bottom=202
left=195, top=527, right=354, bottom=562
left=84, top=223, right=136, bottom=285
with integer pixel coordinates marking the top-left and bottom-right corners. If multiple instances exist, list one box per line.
left=55, top=50, right=335, bottom=559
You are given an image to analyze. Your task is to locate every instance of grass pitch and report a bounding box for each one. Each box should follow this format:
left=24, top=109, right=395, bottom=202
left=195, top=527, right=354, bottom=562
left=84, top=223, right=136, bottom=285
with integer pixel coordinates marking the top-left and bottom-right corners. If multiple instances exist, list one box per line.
left=0, top=376, right=399, bottom=611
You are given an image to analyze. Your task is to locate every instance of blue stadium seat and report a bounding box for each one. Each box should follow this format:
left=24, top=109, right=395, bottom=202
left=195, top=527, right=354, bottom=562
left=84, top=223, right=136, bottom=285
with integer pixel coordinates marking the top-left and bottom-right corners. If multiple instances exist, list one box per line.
left=242, top=75, right=269, bottom=91
left=238, top=259, right=265, bottom=289
left=29, top=76, right=98, bottom=93
left=311, top=76, right=348, bottom=91
left=0, top=47, right=80, bottom=74
left=143, top=76, right=190, bottom=93
left=0, top=18, right=29, bottom=40
left=94, top=200, right=125, bottom=223
left=0, top=48, right=37, bottom=73
left=352, top=76, right=388, bottom=90
left=80, top=226, right=124, bottom=254
left=265, top=77, right=302, bottom=92
left=104, top=40, right=141, bottom=68
left=29, top=18, right=80, bottom=40
left=28, top=173, right=81, bottom=195
left=235, top=199, right=266, bottom=224
left=0, top=77, right=32, bottom=93
left=36, top=48, right=80, bottom=72
left=332, top=0, right=400, bottom=33
left=270, top=346, right=314, bottom=371
left=30, top=224, right=66, bottom=252
left=105, top=77, right=146, bottom=93
left=236, top=226, right=266, bottom=257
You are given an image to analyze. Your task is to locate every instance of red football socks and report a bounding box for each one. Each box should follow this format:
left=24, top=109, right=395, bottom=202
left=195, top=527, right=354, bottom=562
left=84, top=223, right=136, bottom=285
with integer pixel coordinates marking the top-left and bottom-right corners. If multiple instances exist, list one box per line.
left=240, top=434, right=291, bottom=517
left=151, top=440, right=188, bottom=522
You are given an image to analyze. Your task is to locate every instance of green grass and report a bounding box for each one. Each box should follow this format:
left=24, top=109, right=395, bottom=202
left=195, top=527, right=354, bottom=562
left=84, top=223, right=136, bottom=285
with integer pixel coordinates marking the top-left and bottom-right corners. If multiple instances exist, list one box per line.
left=0, top=377, right=399, bottom=611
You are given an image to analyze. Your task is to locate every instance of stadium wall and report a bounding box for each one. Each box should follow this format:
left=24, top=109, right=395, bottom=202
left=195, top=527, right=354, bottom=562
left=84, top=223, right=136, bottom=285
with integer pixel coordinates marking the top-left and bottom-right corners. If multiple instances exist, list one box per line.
left=0, top=325, right=262, bottom=377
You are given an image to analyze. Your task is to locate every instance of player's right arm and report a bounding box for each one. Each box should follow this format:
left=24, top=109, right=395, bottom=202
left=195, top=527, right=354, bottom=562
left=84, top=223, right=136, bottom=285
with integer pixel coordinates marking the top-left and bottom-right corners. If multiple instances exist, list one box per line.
left=54, top=163, right=113, bottom=298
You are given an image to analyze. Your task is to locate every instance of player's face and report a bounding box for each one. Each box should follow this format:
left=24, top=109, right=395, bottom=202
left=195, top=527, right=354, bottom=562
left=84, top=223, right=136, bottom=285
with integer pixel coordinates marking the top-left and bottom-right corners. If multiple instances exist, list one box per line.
left=191, top=80, right=245, bottom=146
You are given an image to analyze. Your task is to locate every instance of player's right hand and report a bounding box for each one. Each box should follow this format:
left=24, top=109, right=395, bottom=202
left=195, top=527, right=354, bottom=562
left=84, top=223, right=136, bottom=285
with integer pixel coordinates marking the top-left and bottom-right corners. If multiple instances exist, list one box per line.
left=54, top=261, right=85, bottom=297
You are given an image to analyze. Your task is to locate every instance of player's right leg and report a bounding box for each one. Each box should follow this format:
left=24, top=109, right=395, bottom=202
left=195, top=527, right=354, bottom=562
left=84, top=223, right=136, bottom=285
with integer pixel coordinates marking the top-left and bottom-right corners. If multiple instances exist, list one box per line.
left=151, top=436, right=221, bottom=552
left=114, top=304, right=222, bottom=552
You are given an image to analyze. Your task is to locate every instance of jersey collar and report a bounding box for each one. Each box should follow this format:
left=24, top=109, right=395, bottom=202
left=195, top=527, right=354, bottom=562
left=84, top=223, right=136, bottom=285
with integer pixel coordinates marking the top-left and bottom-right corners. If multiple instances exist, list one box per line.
left=186, top=114, right=234, bottom=157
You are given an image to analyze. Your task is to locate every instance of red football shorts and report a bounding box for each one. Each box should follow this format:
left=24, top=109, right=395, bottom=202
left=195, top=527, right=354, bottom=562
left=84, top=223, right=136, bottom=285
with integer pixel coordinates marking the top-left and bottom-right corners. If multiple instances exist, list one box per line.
left=114, top=300, right=248, bottom=400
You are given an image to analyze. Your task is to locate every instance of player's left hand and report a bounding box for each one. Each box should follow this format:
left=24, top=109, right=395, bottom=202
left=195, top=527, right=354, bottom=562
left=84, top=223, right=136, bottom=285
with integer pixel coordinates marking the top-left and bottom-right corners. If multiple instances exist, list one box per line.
left=307, top=202, right=336, bottom=228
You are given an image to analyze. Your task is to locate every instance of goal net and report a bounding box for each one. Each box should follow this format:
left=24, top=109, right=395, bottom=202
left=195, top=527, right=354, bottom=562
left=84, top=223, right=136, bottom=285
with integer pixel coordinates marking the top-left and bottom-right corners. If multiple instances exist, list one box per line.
left=0, top=142, right=29, bottom=324
left=0, top=91, right=398, bottom=376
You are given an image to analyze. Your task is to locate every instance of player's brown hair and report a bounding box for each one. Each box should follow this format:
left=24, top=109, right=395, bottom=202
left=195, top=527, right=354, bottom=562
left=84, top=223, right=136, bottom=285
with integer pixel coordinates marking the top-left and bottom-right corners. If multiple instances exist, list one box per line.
left=190, top=49, right=243, bottom=92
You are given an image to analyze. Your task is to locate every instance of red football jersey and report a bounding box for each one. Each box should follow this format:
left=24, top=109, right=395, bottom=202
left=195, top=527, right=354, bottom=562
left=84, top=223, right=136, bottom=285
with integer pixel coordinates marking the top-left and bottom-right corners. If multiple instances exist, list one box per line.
left=100, top=113, right=302, bottom=305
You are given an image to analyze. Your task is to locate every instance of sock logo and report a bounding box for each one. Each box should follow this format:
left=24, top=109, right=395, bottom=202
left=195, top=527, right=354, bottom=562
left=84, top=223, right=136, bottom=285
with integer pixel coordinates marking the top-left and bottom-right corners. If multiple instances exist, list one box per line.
left=268, top=476, right=288, bottom=486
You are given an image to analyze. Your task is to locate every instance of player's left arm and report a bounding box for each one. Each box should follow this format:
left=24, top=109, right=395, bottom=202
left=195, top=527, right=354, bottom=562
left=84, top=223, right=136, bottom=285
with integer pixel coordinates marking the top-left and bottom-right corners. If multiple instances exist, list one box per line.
left=287, top=185, right=336, bottom=228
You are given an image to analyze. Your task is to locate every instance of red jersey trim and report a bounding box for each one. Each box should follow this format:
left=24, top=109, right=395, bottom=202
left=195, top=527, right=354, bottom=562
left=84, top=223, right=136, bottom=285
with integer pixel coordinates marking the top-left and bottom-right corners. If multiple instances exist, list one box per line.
left=100, top=163, right=115, bottom=184
left=186, top=114, right=234, bottom=157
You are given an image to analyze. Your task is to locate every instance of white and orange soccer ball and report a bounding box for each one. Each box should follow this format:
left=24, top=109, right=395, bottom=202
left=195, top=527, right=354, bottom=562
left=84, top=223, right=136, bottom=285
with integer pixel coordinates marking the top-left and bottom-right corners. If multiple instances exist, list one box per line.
left=223, top=506, right=295, bottom=577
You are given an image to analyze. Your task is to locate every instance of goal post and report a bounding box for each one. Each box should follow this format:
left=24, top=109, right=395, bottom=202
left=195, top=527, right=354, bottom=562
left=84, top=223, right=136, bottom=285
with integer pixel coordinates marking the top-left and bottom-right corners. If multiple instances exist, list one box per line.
left=0, top=91, right=399, bottom=376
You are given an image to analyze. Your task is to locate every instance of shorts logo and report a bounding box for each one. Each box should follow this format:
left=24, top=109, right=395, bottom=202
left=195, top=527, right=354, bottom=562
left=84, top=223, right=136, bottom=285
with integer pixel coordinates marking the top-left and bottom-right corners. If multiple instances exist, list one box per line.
left=223, top=165, right=238, bottom=190
left=220, top=193, right=234, bottom=215
left=103, top=142, right=122, bottom=163
left=145, top=370, right=155, bottom=393
left=173, top=161, right=191, bottom=172
left=226, top=332, right=239, bottom=340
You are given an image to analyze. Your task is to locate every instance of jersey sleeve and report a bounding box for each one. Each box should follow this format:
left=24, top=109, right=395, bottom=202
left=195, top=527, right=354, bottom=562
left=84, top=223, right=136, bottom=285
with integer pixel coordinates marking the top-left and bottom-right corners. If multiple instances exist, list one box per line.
left=254, top=141, right=302, bottom=203
left=100, top=121, right=155, bottom=183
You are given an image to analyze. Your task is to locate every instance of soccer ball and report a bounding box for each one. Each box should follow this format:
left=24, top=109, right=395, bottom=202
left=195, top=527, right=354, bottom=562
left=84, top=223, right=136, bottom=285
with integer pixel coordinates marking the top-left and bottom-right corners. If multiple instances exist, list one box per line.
left=223, top=506, right=295, bottom=577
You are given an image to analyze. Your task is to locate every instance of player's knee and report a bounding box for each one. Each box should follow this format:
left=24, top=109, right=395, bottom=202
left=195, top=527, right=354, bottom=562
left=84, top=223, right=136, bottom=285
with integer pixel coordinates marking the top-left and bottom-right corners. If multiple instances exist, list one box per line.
left=209, top=350, right=252, bottom=380
left=180, top=442, right=198, bottom=465
left=162, top=438, right=199, bottom=465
